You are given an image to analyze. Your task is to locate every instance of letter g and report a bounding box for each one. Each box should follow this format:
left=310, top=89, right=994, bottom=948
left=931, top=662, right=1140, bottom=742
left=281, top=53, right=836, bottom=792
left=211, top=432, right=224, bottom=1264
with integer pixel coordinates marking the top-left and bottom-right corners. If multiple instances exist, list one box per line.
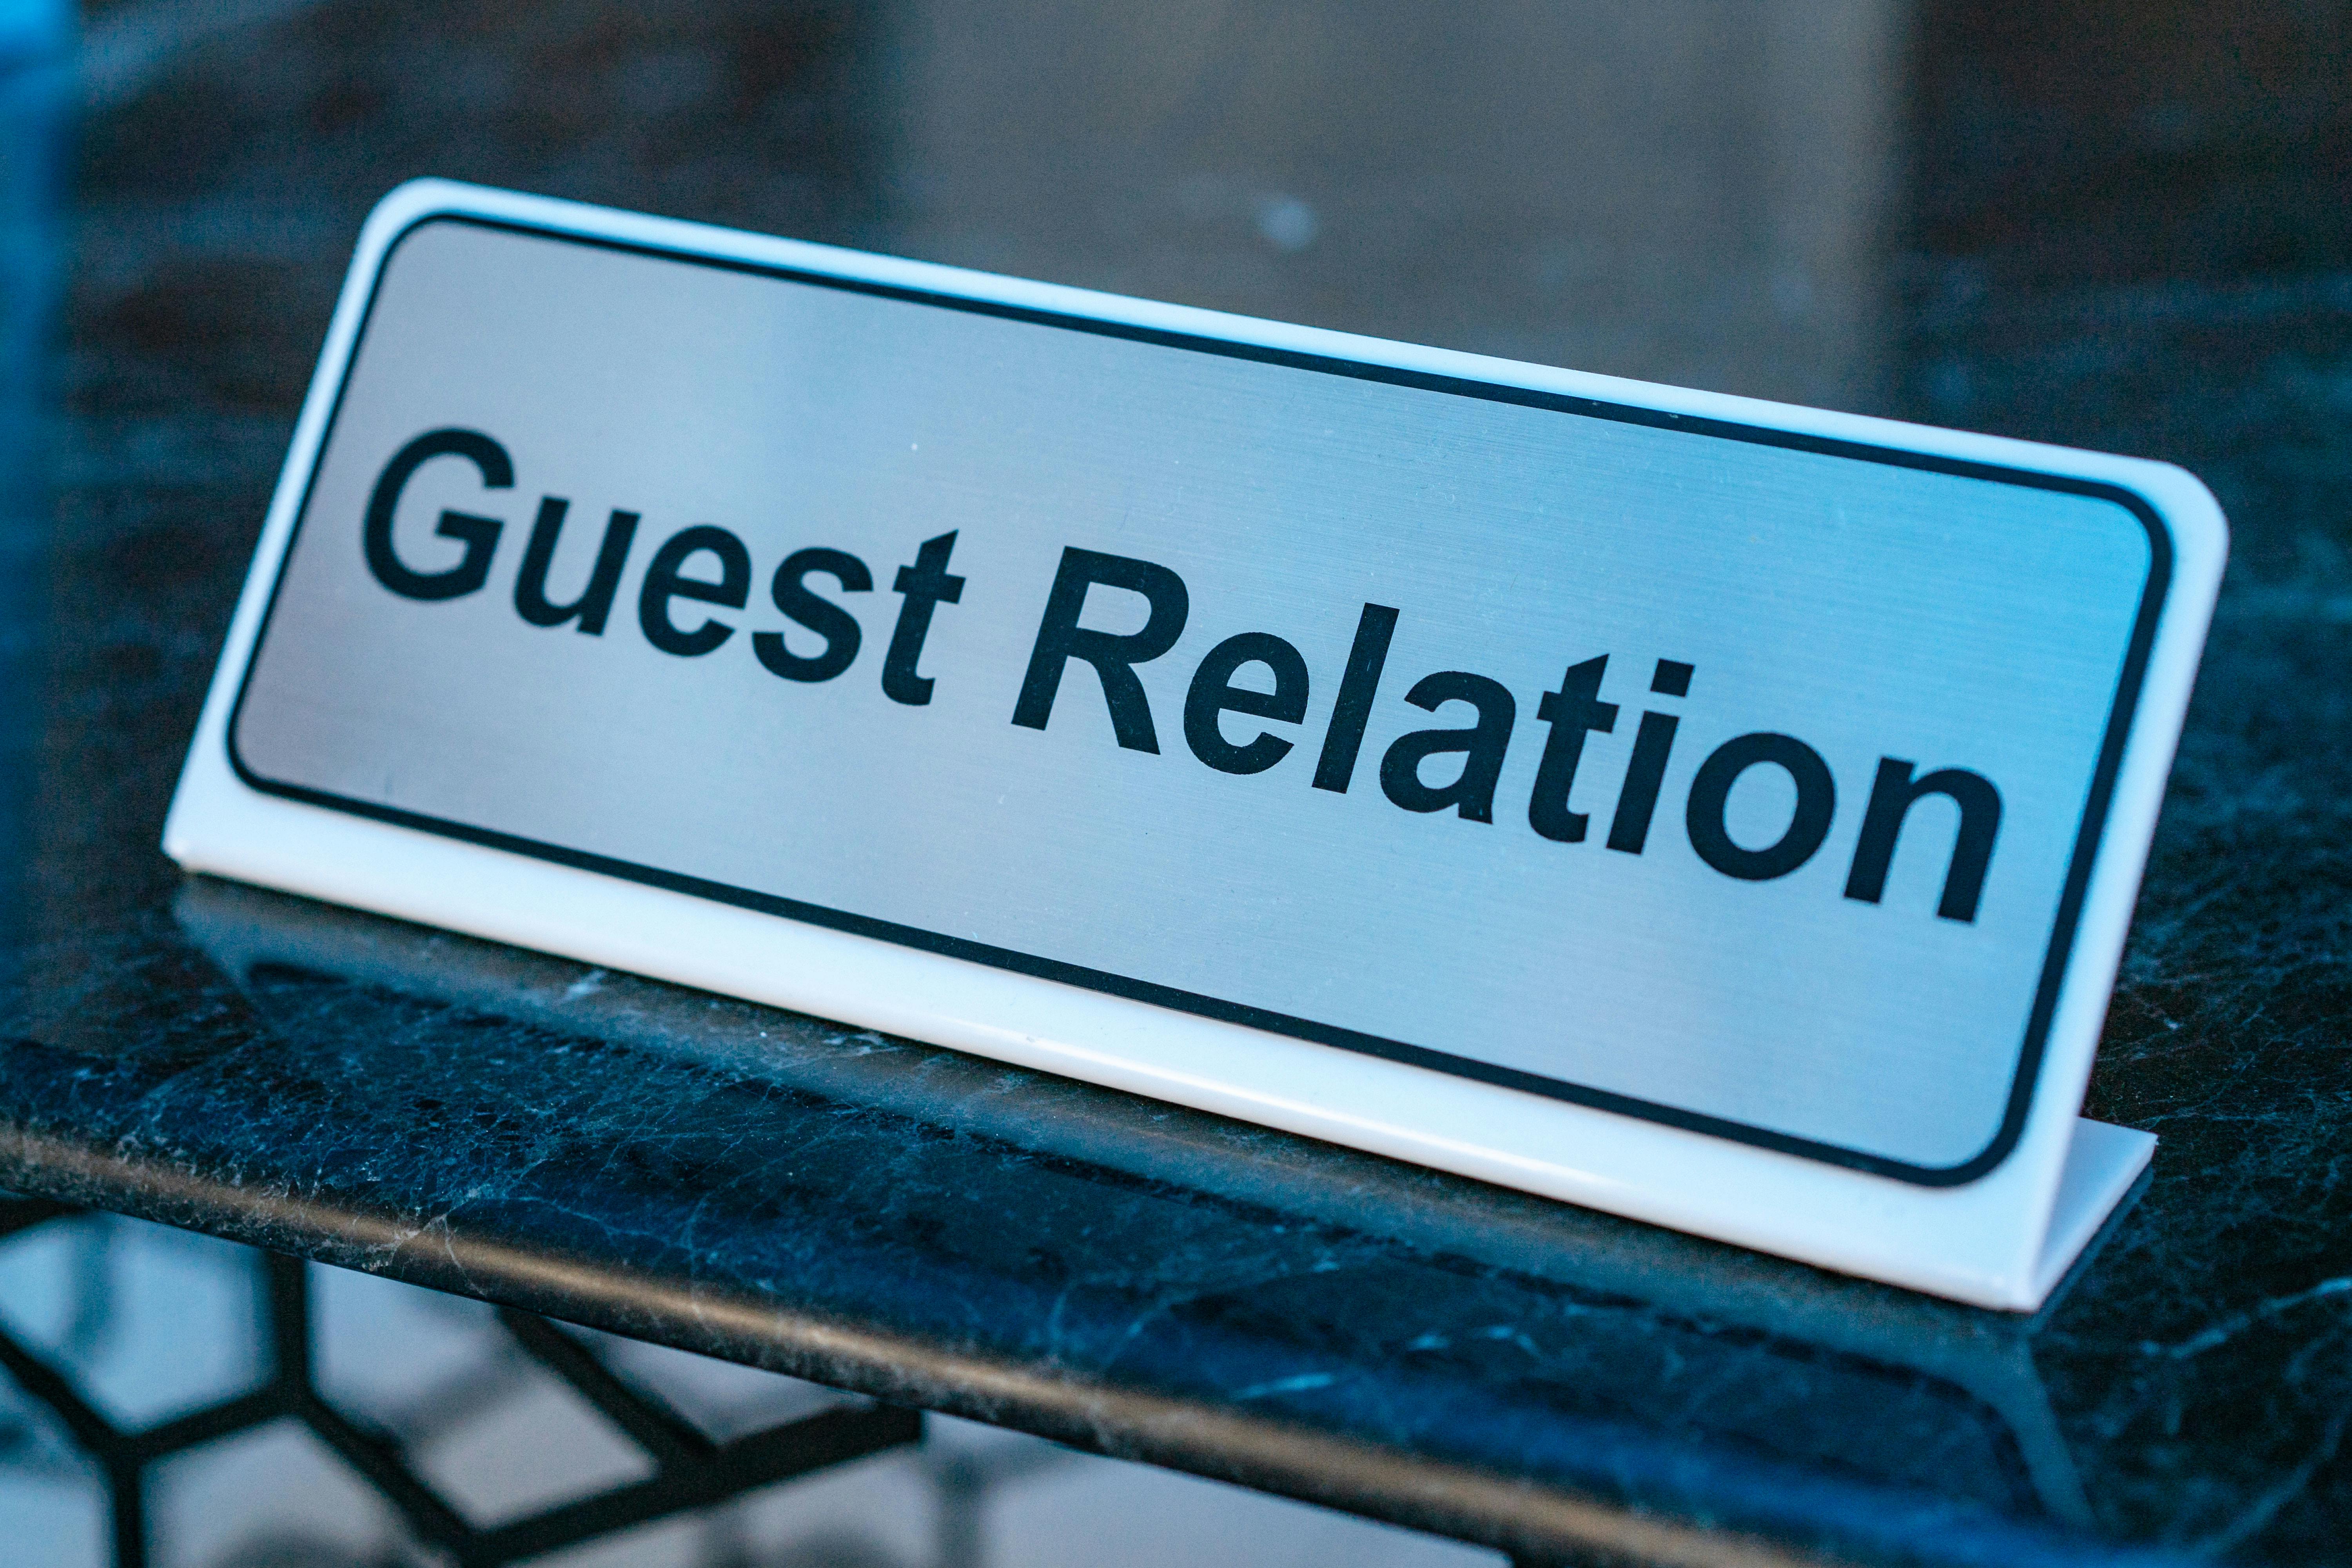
left=362, top=428, right=513, bottom=601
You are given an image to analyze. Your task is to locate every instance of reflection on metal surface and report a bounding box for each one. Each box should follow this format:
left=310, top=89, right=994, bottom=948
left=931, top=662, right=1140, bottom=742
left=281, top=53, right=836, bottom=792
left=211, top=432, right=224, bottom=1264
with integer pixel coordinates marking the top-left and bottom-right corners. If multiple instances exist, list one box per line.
left=175, top=876, right=2133, bottom=1534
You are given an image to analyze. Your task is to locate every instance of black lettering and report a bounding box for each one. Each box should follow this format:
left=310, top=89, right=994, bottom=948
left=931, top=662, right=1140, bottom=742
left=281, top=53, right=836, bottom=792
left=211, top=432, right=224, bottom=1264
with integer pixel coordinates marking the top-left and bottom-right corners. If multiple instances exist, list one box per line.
left=1311, top=604, right=1399, bottom=793
left=754, top=548, right=873, bottom=683
left=637, top=524, right=750, bottom=657
left=1606, top=659, right=1695, bottom=854
left=883, top=532, right=967, bottom=705
left=1843, top=759, right=2002, bottom=922
left=513, top=498, right=639, bottom=633
left=1184, top=633, right=1310, bottom=775
left=363, top=428, right=512, bottom=601
left=1685, top=732, right=1836, bottom=880
left=1528, top=655, right=1618, bottom=842
left=1379, top=672, right=1517, bottom=822
left=1011, top=547, right=1190, bottom=751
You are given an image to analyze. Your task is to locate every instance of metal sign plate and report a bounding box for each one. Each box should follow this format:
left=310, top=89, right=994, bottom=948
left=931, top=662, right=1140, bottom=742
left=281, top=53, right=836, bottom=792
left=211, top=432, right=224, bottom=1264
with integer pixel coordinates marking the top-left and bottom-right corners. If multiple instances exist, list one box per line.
left=169, top=183, right=2226, bottom=1306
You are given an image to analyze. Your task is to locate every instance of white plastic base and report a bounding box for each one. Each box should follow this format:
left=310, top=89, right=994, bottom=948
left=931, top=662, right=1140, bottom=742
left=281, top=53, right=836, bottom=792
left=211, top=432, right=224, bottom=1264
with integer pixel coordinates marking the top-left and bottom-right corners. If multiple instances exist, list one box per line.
left=2033, top=1117, right=2157, bottom=1304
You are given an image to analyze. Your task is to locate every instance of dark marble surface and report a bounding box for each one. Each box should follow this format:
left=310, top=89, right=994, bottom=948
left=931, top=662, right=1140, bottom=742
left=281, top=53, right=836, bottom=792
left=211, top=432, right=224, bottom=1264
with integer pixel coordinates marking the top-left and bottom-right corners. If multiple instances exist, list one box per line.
left=3, top=1, right=2352, bottom=1563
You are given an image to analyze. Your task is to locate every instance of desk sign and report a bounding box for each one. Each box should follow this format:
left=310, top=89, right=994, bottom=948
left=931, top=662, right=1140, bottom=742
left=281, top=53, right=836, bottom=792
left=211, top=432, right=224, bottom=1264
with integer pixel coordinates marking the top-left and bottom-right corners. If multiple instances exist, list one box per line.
left=165, top=181, right=2225, bottom=1309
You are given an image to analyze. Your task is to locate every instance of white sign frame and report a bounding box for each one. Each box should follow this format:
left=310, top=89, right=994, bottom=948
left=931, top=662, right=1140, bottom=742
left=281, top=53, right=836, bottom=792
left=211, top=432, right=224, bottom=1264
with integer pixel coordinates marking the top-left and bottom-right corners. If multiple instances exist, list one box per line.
left=165, top=180, right=2226, bottom=1309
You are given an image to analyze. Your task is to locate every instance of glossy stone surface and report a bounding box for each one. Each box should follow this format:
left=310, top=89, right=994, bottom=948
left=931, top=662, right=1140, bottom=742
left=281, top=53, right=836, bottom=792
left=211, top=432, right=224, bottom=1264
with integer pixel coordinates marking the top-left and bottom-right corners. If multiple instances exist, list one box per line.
left=4, top=1, right=2351, bottom=1563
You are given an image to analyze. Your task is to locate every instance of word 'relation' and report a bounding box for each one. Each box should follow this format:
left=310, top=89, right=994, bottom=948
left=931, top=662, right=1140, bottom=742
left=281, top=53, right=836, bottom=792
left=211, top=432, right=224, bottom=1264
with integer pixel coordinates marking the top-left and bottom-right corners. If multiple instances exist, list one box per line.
left=360, top=428, right=2003, bottom=922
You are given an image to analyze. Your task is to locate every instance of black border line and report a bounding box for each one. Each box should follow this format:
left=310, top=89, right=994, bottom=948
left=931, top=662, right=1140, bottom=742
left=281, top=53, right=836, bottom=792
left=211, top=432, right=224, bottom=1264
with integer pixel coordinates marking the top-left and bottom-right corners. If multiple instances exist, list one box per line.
left=223, top=208, right=2174, bottom=1187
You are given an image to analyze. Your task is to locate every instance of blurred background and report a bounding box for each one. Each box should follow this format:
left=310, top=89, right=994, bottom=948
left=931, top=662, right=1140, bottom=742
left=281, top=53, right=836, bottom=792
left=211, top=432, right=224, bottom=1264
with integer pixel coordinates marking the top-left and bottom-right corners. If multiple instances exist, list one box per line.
left=0, top=0, right=2349, bottom=1563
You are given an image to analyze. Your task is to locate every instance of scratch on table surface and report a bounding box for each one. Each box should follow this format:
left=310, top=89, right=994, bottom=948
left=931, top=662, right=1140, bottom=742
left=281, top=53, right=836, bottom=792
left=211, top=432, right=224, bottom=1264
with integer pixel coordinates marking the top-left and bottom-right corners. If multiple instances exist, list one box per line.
left=2143, top=1276, right=2352, bottom=1359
